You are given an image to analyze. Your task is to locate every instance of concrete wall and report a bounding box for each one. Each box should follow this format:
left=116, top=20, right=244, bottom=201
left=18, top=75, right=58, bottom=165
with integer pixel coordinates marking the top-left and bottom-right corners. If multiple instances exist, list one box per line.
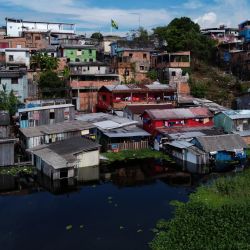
left=5, top=50, right=30, bottom=68
left=0, top=74, right=28, bottom=102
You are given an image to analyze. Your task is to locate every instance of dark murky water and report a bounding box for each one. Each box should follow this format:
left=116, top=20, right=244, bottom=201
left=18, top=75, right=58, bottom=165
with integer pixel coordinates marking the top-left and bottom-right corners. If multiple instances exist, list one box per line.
left=0, top=160, right=199, bottom=250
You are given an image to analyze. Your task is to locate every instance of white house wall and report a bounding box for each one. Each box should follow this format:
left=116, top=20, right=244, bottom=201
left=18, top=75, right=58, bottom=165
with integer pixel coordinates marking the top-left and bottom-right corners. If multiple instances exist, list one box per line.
left=77, top=150, right=100, bottom=168
left=5, top=50, right=30, bottom=68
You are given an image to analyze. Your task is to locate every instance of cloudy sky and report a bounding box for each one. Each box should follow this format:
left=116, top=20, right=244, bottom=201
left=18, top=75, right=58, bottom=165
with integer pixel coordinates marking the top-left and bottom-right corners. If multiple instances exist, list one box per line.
left=0, top=0, right=249, bottom=35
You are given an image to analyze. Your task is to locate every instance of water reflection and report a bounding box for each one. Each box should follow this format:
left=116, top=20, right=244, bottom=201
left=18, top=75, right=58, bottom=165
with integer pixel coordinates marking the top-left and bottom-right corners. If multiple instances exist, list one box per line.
left=1, top=158, right=237, bottom=196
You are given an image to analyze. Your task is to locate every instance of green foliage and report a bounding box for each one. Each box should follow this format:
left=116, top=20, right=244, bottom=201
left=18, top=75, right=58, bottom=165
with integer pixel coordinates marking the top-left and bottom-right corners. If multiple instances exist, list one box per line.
left=38, top=71, right=66, bottom=98
left=31, top=53, right=59, bottom=71
left=0, top=90, right=20, bottom=116
left=91, top=32, right=103, bottom=40
left=103, top=149, right=171, bottom=163
left=153, top=17, right=216, bottom=61
left=150, top=169, right=250, bottom=250
left=189, top=78, right=207, bottom=98
left=147, top=69, right=158, bottom=81
left=0, top=166, right=34, bottom=176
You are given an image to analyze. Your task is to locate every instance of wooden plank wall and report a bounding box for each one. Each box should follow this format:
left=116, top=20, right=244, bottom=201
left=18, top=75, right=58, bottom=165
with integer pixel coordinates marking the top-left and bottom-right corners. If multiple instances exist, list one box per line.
left=0, top=142, right=14, bottom=166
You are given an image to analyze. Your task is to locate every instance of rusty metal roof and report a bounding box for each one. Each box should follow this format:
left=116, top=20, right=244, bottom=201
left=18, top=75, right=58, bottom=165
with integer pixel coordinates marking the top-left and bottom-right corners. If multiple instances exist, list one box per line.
left=145, top=107, right=213, bottom=120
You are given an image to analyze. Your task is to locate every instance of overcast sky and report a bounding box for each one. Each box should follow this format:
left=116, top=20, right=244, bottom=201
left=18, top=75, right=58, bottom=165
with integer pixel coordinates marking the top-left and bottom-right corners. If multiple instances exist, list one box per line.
left=0, top=0, right=249, bottom=35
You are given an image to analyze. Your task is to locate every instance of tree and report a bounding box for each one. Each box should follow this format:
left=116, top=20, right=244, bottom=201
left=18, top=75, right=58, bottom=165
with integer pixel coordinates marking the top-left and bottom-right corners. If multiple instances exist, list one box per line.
left=153, top=17, right=216, bottom=62
left=38, top=71, right=66, bottom=98
left=147, top=69, right=158, bottom=81
left=0, top=90, right=20, bottom=116
left=31, top=53, right=59, bottom=71
left=91, top=32, right=103, bottom=41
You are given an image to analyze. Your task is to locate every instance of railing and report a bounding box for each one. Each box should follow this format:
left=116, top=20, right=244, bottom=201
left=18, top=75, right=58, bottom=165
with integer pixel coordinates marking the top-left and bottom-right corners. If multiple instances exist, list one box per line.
left=108, top=140, right=149, bottom=152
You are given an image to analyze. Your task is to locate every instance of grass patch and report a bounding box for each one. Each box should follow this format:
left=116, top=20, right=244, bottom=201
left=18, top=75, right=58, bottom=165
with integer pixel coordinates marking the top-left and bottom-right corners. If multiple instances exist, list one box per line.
left=102, top=149, right=171, bottom=163
left=0, top=166, right=34, bottom=176
left=150, top=168, right=250, bottom=250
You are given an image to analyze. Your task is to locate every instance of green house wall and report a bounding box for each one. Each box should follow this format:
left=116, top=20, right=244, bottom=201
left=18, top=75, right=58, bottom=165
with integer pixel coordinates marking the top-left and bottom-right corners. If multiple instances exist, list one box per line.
left=64, top=48, right=96, bottom=62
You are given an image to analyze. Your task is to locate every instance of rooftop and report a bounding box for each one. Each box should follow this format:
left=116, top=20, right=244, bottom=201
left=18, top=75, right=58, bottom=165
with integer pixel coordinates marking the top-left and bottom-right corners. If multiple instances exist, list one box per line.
left=76, top=113, right=138, bottom=130
left=18, top=104, right=74, bottom=113
left=19, top=120, right=95, bottom=138
left=193, top=134, right=247, bottom=152
left=100, top=83, right=176, bottom=93
left=144, top=107, right=213, bottom=120
left=221, top=110, right=250, bottom=119
left=60, top=45, right=96, bottom=49
left=125, top=104, right=174, bottom=114
left=103, top=126, right=150, bottom=138
left=0, top=70, right=26, bottom=78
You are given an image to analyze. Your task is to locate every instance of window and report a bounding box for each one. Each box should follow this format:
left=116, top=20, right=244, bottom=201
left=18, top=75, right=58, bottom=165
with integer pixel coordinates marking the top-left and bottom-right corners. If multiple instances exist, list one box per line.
left=89, top=49, right=92, bottom=54
left=171, top=71, right=176, bottom=76
left=51, top=53, right=54, bottom=57
left=50, top=112, right=55, bottom=119
left=11, top=78, right=18, bottom=84
left=35, top=36, right=40, bottom=40
left=60, top=168, right=68, bottom=179
left=67, top=58, right=70, bottom=62
left=98, top=66, right=100, bottom=71
left=75, top=58, right=80, bottom=62
left=102, top=95, right=106, bottom=101
left=125, top=69, right=130, bottom=76
left=143, top=53, right=147, bottom=59
left=9, top=55, right=14, bottom=61
left=140, top=66, right=145, bottom=71
left=89, top=59, right=93, bottom=62
left=129, top=53, right=133, bottom=58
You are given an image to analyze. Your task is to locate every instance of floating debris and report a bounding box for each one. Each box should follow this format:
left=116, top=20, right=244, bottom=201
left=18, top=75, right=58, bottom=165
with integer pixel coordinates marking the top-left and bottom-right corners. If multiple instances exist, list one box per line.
left=114, top=204, right=118, bottom=207
left=108, top=196, right=113, bottom=200
left=66, top=225, right=73, bottom=230
left=137, top=229, right=143, bottom=233
left=79, top=225, right=84, bottom=229
left=92, top=185, right=96, bottom=188
left=151, top=228, right=159, bottom=233
left=119, top=226, right=124, bottom=230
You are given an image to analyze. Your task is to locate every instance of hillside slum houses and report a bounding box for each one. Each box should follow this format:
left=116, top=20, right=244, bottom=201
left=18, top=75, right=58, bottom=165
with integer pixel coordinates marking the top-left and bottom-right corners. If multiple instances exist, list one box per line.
left=1, top=16, right=250, bottom=179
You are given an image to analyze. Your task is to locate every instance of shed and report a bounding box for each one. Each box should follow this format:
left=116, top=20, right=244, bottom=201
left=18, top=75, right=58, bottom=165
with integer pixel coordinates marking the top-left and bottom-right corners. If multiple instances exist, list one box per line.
left=192, top=134, right=247, bottom=162
left=166, top=140, right=209, bottom=166
left=29, top=137, right=100, bottom=180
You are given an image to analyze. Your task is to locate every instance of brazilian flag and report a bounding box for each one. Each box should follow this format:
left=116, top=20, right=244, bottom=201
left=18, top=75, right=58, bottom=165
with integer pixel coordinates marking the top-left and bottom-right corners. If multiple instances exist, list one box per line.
left=111, top=19, right=119, bottom=30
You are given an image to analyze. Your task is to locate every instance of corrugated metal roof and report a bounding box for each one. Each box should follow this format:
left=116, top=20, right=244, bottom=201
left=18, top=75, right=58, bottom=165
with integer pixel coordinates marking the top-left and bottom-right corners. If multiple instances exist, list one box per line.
left=18, top=104, right=74, bottom=113
left=146, top=107, right=213, bottom=120
left=31, top=148, right=68, bottom=169
left=20, top=120, right=95, bottom=138
left=194, top=134, right=247, bottom=152
left=0, top=70, right=26, bottom=78
left=167, top=140, right=194, bottom=149
left=222, top=110, right=250, bottom=120
left=125, top=104, right=173, bottom=115
left=103, top=127, right=150, bottom=138
left=76, top=113, right=138, bottom=127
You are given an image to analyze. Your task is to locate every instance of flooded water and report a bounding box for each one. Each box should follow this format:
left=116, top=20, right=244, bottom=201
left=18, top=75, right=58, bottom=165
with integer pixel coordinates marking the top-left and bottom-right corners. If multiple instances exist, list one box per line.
left=0, top=160, right=199, bottom=250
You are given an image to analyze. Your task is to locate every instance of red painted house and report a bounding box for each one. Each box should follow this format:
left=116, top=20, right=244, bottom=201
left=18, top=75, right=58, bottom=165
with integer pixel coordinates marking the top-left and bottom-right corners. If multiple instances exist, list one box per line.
left=97, top=83, right=177, bottom=111
left=142, top=107, right=214, bottom=135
